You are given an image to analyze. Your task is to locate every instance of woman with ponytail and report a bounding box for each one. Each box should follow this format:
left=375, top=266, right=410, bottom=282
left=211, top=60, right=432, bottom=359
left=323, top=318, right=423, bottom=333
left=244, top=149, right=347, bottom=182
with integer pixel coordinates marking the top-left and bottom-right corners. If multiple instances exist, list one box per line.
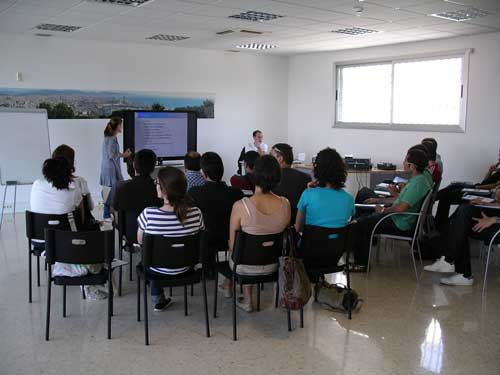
left=99, top=116, right=131, bottom=220
left=137, top=167, right=205, bottom=311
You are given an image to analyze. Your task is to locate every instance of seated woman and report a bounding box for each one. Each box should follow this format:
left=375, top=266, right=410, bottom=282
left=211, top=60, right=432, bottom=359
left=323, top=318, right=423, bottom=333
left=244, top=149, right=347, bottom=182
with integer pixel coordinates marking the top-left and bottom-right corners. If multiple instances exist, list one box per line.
left=295, top=147, right=354, bottom=233
left=30, top=157, right=107, bottom=300
left=221, top=155, right=291, bottom=312
left=137, top=167, right=205, bottom=312
left=349, top=148, right=433, bottom=271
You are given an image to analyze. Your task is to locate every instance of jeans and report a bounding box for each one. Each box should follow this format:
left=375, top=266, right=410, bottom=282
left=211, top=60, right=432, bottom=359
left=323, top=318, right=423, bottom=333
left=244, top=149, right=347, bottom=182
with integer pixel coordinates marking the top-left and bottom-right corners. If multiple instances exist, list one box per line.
left=349, top=213, right=411, bottom=266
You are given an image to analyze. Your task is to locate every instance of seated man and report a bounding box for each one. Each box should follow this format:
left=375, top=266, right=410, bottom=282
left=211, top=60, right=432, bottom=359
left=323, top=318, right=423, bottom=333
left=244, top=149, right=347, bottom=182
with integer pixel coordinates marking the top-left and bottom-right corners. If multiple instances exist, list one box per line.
left=230, top=151, right=259, bottom=191
left=184, top=151, right=205, bottom=191
left=189, top=152, right=244, bottom=251
left=113, top=149, right=162, bottom=214
left=271, top=143, right=312, bottom=224
left=424, top=192, right=500, bottom=285
left=435, top=155, right=500, bottom=228
left=350, top=148, right=433, bottom=270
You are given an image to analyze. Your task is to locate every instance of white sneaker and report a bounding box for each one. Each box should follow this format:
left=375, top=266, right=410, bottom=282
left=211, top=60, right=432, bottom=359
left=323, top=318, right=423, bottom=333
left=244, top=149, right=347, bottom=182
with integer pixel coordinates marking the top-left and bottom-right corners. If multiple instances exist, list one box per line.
left=84, top=286, right=108, bottom=300
left=236, top=297, right=253, bottom=312
left=440, top=274, right=474, bottom=286
left=424, top=256, right=455, bottom=273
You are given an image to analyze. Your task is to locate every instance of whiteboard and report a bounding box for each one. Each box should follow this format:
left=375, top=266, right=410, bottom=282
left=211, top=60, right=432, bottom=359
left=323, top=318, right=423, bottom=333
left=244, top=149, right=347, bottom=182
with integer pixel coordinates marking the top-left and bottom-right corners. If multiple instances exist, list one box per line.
left=0, top=108, right=51, bottom=184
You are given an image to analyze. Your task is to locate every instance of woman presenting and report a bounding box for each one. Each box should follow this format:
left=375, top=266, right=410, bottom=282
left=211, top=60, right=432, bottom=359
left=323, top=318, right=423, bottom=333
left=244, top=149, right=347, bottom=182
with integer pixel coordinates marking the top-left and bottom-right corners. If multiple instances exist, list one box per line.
left=100, top=116, right=131, bottom=220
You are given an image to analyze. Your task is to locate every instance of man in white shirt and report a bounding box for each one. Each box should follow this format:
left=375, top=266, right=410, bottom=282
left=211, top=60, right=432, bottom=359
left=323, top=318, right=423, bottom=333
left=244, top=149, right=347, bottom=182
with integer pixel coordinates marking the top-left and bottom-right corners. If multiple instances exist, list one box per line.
left=245, top=130, right=268, bottom=156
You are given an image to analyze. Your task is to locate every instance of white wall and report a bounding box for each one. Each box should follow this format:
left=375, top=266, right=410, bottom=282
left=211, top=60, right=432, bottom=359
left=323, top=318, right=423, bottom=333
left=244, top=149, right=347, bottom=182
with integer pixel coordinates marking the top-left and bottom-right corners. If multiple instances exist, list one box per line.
left=0, top=34, right=289, bottom=212
left=288, top=32, right=500, bottom=187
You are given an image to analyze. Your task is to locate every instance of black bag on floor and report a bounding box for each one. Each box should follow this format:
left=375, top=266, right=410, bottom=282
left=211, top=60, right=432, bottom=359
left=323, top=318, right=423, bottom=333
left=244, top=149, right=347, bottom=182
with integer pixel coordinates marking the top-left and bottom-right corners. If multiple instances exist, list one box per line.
left=315, top=279, right=362, bottom=313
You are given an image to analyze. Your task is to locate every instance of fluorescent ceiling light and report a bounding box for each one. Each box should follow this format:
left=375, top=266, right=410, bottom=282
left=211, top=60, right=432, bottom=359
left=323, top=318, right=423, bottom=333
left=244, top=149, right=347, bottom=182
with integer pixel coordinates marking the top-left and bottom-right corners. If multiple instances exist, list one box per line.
left=430, top=7, right=490, bottom=22
left=236, top=43, right=277, bottom=50
left=229, top=11, right=283, bottom=22
left=146, top=34, right=190, bottom=41
left=36, top=24, right=81, bottom=32
left=332, top=27, right=379, bottom=35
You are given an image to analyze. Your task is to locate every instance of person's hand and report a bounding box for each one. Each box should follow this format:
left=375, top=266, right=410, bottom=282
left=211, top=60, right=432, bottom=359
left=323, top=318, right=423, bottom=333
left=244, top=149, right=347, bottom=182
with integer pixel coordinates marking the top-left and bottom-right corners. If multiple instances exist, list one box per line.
left=123, top=149, right=132, bottom=158
left=307, top=180, right=319, bottom=188
left=472, top=212, right=497, bottom=232
left=364, top=198, right=379, bottom=204
left=388, top=184, right=399, bottom=197
left=470, top=198, right=486, bottom=205
left=375, top=205, right=384, bottom=214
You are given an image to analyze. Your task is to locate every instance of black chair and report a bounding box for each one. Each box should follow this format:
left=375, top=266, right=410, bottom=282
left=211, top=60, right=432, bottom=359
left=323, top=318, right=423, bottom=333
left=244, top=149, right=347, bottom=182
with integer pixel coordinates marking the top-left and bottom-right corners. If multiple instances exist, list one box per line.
left=44, top=229, right=114, bottom=341
left=116, top=209, right=141, bottom=295
left=300, top=225, right=353, bottom=319
left=136, top=232, right=210, bottom=345
left=25, top=211, right=71, bottom=303
left=214, top=231, right=297, bottom=341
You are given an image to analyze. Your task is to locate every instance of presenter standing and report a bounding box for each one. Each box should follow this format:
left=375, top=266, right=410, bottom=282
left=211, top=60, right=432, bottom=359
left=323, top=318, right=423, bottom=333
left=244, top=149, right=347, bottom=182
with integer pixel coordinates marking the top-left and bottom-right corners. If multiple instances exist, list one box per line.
left=100, top=116, right=131, bottom=220
left=245, top=130, right=268, bottom=156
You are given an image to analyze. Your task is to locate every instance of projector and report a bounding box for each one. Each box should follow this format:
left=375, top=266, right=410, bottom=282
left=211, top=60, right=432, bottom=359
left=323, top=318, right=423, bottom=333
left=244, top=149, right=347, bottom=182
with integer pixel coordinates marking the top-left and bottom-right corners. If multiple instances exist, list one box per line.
left=345, top=157, right=371, bottom=171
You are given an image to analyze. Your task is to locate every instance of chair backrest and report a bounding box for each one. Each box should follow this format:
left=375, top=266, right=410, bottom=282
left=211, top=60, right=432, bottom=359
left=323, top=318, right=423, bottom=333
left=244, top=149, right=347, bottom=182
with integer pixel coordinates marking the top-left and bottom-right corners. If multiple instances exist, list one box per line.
left=232, top=231, right=284, bottom=266
left=415, top=186, right=435, bottom=238
left=117, top=209, right=142, bottom=244
left=142, top=232, right=206, bottom=269
left=300, top=225, right=349, bottom=267
left=25, top=210, right=71, bottom=241
left=44, top=229, right=114, bottom=265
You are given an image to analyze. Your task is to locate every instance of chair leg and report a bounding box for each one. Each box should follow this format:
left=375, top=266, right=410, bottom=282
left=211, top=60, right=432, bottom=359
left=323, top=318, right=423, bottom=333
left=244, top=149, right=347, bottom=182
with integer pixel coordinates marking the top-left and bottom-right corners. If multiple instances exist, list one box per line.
left=416, top=240, right=423, bottom=268
left=287, top=308, right=292, bottom=332
left=202, top=274, right=210, bottom=337
left=82, top=286, right=86, bottom=299
left=240, top=282, right=243, bottom=294
left=261, top=283, right=264, bottom=291
left=184, top=285, right=188, bottom=316
left=300, top=308, right=304, bottom=328
left=44, top=260, right=47, bottom=271
left=45, top=278, right=51, bottom=341
left=108, top=272, right=113, bottom=339
left=256, top=284, right=261, bottom=312
left=169, top=287, right=172, bottom=297
left=129, top=252, right=133, bottom=282
left=62, top=285, right=67, bottom=317
left=410, top=244, right=419, bottom=282
left=213, top=272, right=218, bottom=318
left=137, top=274, right=141, bottom=322
left=191, top=283, right=194, bottom=297
left=232, top=275, right=237, bottom=341
left=28, top=252, right=32, bottom=303
left=36, top=256, right=41, bottom=287
left=118, top=247, right=123, bottom=297
left=367, top=234, right=376, bottom=274
left=144, top=279, right=149, bottom=345
left=483, top=244, right=494, bottom=295
left=275, top=280, right=279, bottom=308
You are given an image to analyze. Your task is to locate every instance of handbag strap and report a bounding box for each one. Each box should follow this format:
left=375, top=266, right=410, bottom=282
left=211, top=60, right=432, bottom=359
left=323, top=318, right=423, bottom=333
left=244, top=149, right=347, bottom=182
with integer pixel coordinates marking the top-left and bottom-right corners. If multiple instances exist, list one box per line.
left=282, top=227, right=298, bottom=257
left=67, top=212, right=78, bottom=232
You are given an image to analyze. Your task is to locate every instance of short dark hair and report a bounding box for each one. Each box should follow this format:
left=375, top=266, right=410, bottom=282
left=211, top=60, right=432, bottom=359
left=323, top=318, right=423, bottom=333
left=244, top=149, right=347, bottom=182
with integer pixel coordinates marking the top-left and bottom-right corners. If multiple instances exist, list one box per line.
left=421, top=139, right=437, bottom=161
left=200, top=152, right=224, bottom=182
left=52, top=144, right=75, bottom=173
left=406, top=149, right=429, bottom=173
left=313, top=148, right=347, bottom=189
left=134, top=149, right=157, bottom=176
left=252, top=130, right=262, bottom=138
left=184, top=151, right=201, bottom=171
left=244, top=151, right=259, bottom=170
left=253, top=155, right=281, bottom=193
left=409, top=144, right=430, bottom=159
left=272, top=143, right=294, bottom=165
left=42, top=157, right=73, bottom=190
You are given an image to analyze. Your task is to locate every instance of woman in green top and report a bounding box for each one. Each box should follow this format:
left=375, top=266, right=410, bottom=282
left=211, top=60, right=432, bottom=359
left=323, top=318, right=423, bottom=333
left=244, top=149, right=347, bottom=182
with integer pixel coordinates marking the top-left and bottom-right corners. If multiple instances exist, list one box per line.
left=349, top=148, right=433, bottom=271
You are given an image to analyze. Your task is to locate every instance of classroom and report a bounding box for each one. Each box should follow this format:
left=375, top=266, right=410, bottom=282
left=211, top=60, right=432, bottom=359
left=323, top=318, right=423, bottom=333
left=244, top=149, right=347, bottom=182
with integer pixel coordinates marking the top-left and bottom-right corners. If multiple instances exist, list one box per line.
left=1, top=1, right=500, bottom=374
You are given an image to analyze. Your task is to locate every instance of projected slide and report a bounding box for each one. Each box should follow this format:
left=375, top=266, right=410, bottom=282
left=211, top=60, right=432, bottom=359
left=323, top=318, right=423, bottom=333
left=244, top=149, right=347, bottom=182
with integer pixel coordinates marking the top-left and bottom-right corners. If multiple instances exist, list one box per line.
left=134, top=112, right=188, bottom=158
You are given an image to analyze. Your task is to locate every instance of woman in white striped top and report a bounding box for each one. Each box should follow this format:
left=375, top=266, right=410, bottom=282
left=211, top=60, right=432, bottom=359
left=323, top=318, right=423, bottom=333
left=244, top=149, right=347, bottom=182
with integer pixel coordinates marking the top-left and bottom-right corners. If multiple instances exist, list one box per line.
left=137, top=167, right=205, bottom=311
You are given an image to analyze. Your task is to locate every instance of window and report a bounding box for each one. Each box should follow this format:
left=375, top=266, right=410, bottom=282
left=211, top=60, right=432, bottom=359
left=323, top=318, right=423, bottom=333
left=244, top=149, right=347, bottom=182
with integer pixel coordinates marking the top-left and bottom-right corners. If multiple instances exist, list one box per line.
left=335, top=51, right=470, bottom=132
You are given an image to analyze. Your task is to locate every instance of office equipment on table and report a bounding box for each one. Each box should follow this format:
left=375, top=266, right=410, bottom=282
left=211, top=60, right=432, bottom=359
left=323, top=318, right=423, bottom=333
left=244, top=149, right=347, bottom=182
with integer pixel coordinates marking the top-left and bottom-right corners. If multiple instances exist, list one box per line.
left=344, top=156, right=372, bottom=171
left=377, top=162, right=396, bottom=171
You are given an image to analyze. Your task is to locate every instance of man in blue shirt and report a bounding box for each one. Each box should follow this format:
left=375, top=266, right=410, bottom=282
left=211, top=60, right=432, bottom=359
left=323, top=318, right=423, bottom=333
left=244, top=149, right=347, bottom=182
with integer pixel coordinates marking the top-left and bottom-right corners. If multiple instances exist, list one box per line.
left=184, top=151, right=205, bottom=190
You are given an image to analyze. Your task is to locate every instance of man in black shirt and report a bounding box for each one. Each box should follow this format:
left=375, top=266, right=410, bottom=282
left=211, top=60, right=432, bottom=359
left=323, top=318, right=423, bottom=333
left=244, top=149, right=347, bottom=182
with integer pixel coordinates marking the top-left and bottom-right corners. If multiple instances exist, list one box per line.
left=113, top=149, right=162, bottom=214
left=271, top=143, right=312, bottom=224
left=189, top=152, right=243, bottom=249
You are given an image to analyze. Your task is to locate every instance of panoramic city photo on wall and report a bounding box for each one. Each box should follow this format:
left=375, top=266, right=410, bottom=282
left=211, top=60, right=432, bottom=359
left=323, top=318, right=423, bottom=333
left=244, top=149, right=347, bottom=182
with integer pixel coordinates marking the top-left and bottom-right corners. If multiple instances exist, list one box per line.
left=0, top=87, right=215, bottom=119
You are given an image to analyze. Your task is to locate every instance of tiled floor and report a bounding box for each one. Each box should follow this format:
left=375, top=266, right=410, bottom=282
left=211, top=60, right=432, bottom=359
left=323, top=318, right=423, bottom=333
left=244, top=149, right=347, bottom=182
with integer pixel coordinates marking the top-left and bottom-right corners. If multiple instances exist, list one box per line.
left=1, top=213, right=499, bottom=375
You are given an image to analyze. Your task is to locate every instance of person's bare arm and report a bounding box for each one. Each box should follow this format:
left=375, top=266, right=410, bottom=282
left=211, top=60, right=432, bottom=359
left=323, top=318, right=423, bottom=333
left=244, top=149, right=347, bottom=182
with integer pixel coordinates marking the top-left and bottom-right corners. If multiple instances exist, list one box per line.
left=375, top=201, right=410, bottom=214
left=295, top=210, right=305, bottom=233
left=228, top=201, right=243, bottom=252
left=137, top=229, right=144, bottom=245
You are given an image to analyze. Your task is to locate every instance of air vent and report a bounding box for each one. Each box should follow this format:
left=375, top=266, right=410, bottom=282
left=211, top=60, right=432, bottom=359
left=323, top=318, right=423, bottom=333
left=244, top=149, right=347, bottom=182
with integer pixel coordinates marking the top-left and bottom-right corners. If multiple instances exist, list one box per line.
left=216, top=30, right=235, bottom=35
left=87, top=0, right=152, bottom=6
left=36, top=24, right=81, bottom=32
left=240, top=30, right=263, bottom=35
left=35, top=33, right=52, bottom=37
left=429, top=7, right=490, bottom=22
left=229, top=11, right=283, bottom=22
left=236, top=43, right=277, bottom=50
left=146, top=34, right=190, bottom=41
left=332, top=27, right=379, bottom=35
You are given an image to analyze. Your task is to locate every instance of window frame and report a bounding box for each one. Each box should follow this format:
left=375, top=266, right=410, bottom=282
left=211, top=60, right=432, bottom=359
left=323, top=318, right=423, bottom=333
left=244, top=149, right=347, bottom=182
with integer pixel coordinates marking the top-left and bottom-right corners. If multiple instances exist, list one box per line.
left=334, top=49, right=471, bottom=133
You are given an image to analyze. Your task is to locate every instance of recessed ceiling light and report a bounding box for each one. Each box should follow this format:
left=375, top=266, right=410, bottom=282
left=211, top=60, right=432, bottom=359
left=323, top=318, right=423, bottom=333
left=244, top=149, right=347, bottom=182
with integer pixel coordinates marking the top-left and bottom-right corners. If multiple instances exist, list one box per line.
left=229, top=11, right=283, bottom=22
left=236, top=43, right=277, bottom=50
left=430, top=7, right=490, bottom=22
left=36, top=24, right=81, bottom=32
left=332, top=27, right=379, bottom=35
left=34, top=33, right=52, bottom=37
left=146, top=34, right=189, bottom=41
left=87, top=0, right=153, bottom=6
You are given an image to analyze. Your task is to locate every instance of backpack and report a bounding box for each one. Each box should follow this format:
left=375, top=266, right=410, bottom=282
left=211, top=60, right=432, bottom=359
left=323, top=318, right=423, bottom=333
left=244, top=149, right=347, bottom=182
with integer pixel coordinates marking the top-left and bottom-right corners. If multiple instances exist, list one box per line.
left=278, top=228, right=311, bottom=310
left=315, top=279, right=362, bottom=314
